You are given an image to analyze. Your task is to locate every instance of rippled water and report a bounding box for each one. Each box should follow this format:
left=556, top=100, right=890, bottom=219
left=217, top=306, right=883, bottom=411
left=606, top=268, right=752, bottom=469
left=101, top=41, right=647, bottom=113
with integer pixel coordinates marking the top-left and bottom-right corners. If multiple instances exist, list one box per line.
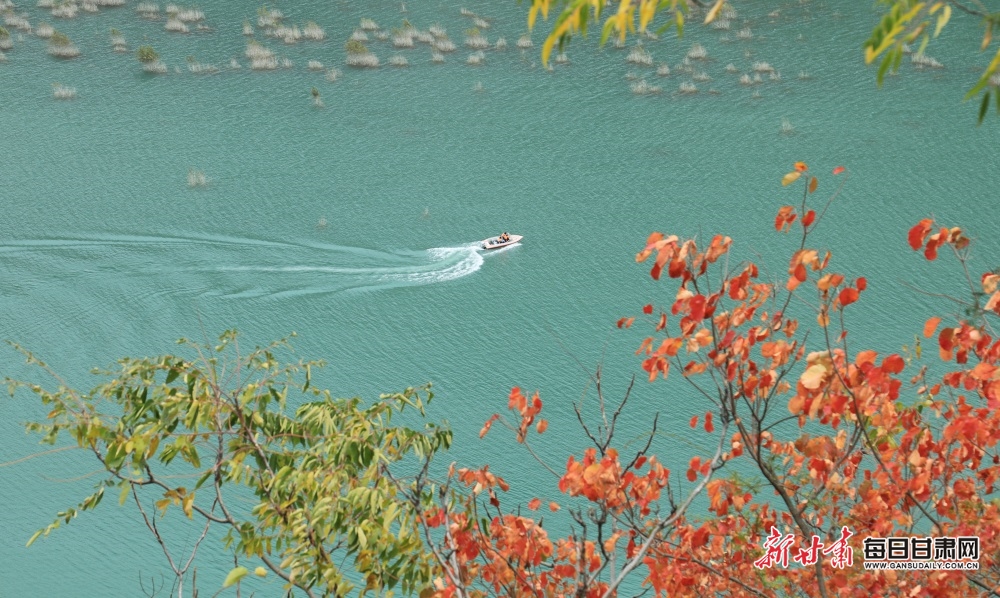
left=2, top=0, right=999, bottom=595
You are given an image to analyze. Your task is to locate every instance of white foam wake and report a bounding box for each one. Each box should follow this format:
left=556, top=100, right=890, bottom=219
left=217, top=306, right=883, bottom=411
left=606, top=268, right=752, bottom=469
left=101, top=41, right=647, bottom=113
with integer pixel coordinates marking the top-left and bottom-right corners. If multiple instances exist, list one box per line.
left=0, top=234, right=487, bottom=300
left=391, top=246, right=484, bottom=285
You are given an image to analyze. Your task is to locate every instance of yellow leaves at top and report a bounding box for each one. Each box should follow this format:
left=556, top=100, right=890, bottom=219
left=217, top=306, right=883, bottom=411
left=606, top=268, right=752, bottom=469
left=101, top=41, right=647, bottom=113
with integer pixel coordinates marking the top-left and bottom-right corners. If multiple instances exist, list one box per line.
left=864, top=2, right=927, bottom=64
left=929, top=2, right=950, bottom=38
left=541, top=0, right=605, bottom=66
left=638, top=0, right=657, bottom=33
left=531, top=0, right=696, bottom=66
left=528, top=0, right=552, bottom=30
left=704, top=0, right=725, bottom=25
left=608, top=0, right=637, bottom=43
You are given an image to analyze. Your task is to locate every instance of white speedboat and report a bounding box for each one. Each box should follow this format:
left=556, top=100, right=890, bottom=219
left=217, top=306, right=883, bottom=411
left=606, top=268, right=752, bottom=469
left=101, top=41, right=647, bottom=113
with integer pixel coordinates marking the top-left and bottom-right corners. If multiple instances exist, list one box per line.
left=481, top=234, right=523, bottom=250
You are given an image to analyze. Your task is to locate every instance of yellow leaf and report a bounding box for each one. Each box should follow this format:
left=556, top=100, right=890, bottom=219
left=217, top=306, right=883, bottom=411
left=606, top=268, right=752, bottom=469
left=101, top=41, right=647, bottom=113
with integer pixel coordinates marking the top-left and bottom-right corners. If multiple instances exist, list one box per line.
left=800, top=364, right=827, bottom=390
left=781, top=172, right=801, bottom=186
left=934, top=4, right=950, bottom=38
left=254, top=567, right=268, bottom=577
left=528, top=0, right=550, bottom=30
left=704, top=0, right=725, bottom=24
left=223, top=567, right=249, bottom=588
left=639, top=0, right=657, bottom=32
left=866, top=23, right=905, bottom=64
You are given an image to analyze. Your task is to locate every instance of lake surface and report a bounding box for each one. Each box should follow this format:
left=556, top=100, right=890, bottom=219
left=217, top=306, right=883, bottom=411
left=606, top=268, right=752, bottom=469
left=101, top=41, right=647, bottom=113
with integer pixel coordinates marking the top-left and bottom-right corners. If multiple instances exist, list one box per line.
left=2, top=0, right=998, bottom=595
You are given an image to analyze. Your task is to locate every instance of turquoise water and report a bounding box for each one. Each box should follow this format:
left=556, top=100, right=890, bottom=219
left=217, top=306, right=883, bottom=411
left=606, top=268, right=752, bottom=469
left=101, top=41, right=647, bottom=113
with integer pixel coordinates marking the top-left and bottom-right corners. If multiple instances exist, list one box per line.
left=2, top=0, right=999, bottom=595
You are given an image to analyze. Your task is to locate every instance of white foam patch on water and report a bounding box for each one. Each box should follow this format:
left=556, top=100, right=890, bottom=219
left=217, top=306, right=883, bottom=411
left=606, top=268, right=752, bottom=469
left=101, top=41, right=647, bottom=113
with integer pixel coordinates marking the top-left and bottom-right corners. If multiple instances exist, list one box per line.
left=389, top=245, right=484, bottom=285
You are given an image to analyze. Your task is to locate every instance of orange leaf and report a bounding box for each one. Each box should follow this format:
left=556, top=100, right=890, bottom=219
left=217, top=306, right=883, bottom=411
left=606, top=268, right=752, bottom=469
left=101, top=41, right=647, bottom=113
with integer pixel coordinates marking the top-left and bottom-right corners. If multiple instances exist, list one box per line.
left=924, top=234, right=943, bottom=261
left=808, top=176, right=818, bottom=193
left=794, top=263, right=807, bottom=282
left=923, top=316, right=941, bottom=338
left=832, top=166, right=845, bottom=175
left=983, top=273, right=1000, bottom=293
left=782, top=171, right=801, bottom=186
left=986, top=291, right=1000, bottom=314
left=908, top=219, right=933, bottom=251
left=857, top=277, right=867, bottom=291
left=882, top=354, right=904, bottom=374
left=536, top=419, right=548, bottom=433
left=527, top=498, right=541, bottom=511
left=802, top=210, right=816, bottom=227
left=689, top=415, right=698, bottom=429
left=704, top=411, right=714, bottom=433
left=642, top=304, right=653, bottom=314
left=939, top=328, right=955, bottom=361
left=775, top=206, right=797, bottom=232
left=794, top=161, right=808, bottom=172
left=479, top=414, right=498, bottom=439
left=800, top=364, right=827, bottom=390
left=855, top=350, right=878, bottom=366
left=548, top=502, right=560, bottom=512
left=839, top=287, right=859, bottom=307
left=604, top=531, right=622, bottom=553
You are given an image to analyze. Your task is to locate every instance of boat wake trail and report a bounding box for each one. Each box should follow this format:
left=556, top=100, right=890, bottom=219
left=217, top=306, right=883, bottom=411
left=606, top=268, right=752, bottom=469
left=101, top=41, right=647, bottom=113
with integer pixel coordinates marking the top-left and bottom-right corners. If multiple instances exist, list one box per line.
left=0, top=234, right=484, bottom=301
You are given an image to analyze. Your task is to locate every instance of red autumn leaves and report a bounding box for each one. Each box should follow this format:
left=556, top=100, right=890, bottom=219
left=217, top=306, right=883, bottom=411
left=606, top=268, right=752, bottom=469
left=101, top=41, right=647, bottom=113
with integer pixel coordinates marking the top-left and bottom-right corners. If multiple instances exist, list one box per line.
left=428, top=162, right=1000, bottom=598
left=908, top=218, right=969, bottom=260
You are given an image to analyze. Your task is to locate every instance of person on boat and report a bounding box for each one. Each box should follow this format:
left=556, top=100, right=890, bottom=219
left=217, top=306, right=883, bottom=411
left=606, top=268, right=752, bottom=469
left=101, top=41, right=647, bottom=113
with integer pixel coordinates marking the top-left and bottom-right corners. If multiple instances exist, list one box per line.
left=501, top=232, right=509, bottom=242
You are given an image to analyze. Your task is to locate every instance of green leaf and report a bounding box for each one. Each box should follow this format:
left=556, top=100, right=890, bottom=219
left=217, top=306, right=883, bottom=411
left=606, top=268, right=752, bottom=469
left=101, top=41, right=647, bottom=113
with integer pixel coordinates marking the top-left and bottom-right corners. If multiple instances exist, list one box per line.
left=26, top=529, right=43, bottom=547
left=222, top=566, right=249, bottom=588
left=193, top=468, right=213, bottom=491
left=599, top=18, right=614, bottom=46
left=916, top=34, right=929, bottom=58
left=979, top=90, right=990, bottom=124
left=876, top=50, right=892, bottom=87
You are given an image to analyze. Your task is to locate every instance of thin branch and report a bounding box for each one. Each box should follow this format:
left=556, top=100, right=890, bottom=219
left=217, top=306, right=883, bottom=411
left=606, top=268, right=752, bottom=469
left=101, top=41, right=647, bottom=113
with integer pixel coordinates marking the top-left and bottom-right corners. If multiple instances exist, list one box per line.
left=600, top=421, right=729, bottom=598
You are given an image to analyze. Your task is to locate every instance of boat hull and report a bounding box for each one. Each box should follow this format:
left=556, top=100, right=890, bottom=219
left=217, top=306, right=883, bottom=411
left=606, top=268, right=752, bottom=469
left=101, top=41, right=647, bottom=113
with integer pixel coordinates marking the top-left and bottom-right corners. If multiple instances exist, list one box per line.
left=481, top=234, right=523, bottom=250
